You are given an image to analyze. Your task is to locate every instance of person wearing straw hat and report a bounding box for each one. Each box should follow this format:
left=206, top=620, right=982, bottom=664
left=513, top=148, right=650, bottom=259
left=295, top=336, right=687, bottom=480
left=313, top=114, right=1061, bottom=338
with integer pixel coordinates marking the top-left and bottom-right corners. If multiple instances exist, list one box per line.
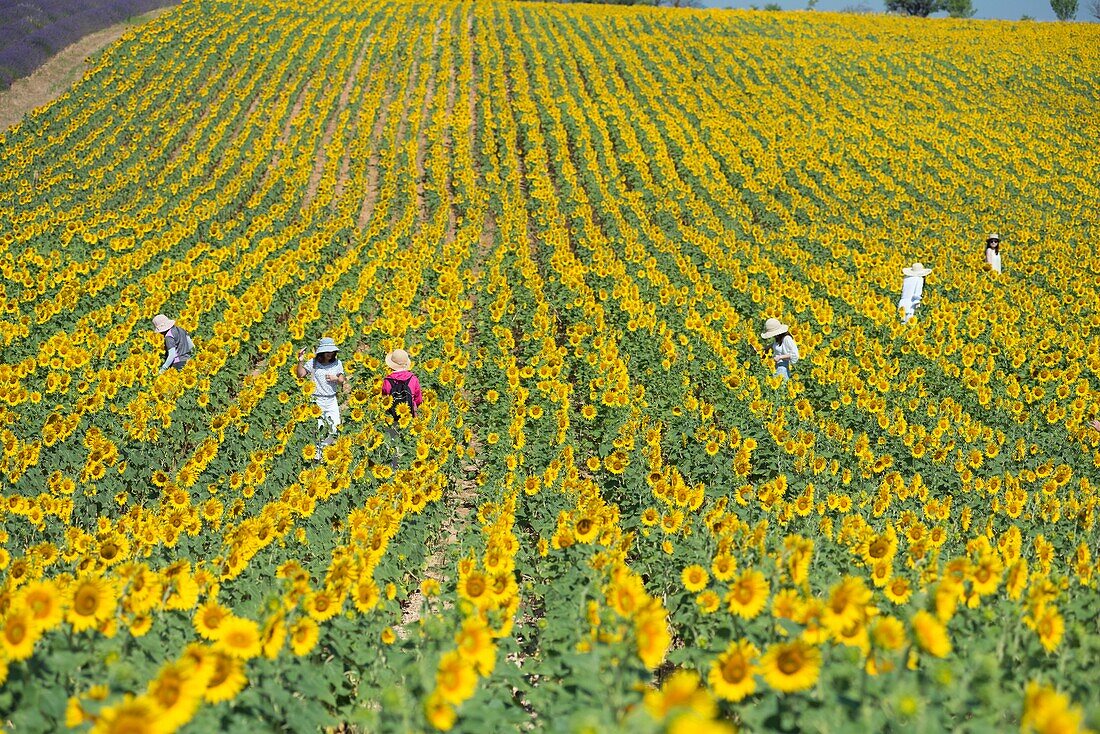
left=381, top=348, right=422, bottom=422
left=984, top=233, right=1002, bottom=273
left=295, top=337, right=348, bottom=459
left=152, top=314, right=194, bottom=373
left=760, top=318, right=799, bottom=382
left=381, top=348, right=423, bottom=470
left=898, top=262, right=932, bottom=322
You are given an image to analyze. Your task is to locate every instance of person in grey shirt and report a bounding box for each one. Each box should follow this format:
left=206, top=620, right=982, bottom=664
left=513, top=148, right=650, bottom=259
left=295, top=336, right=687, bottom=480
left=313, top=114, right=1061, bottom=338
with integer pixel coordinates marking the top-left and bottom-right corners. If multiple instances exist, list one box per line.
left=152, top=314, right=193, bottom=372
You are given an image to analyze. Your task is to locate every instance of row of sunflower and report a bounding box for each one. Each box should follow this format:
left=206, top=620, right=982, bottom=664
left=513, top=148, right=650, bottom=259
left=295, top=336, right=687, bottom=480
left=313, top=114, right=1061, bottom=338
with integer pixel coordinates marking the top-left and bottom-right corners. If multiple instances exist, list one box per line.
left=0, top=0, right=1097, bottom=732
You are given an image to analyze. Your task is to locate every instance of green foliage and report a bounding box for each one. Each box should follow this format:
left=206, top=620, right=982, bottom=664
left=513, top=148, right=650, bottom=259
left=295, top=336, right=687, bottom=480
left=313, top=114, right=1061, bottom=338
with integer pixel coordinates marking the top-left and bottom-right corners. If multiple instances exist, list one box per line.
left=885, top=0, right=944, bottom=16
left=944, top=0, right=976, bottom=18
left=1050, top=0, right=1078, bottom=20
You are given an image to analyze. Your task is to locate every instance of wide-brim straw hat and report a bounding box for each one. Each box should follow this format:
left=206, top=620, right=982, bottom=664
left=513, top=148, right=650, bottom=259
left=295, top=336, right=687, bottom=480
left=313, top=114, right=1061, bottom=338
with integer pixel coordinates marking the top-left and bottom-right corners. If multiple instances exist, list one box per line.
left=152, top=314, right=175, bottom=333
left=902, top=262, right=933, bottom=277
left=986, top=233, right=1001, bottom=243
left=760, top=318, right=790, bottom=340
left=385, top=349, right=412, bottom=371
left=316, top=337, right=340, bottom=354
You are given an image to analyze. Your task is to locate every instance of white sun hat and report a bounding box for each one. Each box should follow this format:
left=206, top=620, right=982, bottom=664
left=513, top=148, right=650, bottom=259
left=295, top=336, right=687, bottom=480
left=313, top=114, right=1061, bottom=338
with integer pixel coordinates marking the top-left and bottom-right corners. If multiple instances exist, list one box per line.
left=760, top=318, right=790, bottom=340
left=902, top=262, right=933, bottom=277
left=986, top=233, right=1001, bottom=242
left=315, top=337, right=340, bottom=354
left=152, top=314, right=175, bottom=333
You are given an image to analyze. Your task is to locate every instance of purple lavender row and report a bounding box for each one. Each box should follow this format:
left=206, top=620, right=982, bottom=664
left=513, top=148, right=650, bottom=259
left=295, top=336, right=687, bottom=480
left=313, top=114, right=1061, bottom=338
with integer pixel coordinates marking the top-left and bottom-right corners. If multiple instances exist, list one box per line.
left=0, top=0, right=178, bottom=90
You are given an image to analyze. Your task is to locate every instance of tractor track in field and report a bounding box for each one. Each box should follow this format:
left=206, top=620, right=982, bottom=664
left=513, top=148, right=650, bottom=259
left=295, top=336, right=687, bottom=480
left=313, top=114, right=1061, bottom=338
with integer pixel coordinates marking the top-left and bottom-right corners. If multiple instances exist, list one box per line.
left=398, top=7, right=485, bottom=633
left=304, top=33, right=371, bottom=211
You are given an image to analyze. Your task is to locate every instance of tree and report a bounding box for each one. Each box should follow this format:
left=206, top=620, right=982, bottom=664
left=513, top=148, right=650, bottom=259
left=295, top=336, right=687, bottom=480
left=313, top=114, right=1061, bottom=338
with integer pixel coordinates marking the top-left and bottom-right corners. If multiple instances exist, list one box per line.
left=1088, top=0, right=1100, bottom=19
left=885, top=0, right=944, bottom=16
left=944, top=0, right=975, bottom=17
left=1050, top=0, right=1078, bottom=19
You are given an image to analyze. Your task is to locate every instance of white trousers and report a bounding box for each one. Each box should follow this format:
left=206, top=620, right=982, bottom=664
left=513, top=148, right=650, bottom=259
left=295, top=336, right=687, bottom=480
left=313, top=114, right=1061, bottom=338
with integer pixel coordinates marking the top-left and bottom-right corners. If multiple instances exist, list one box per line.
left=315, top=396, right=341, bottom=459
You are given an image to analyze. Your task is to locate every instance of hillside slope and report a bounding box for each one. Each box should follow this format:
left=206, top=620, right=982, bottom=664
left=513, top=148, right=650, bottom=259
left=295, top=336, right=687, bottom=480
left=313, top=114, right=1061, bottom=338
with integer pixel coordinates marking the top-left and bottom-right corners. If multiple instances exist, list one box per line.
left=0, top=2, right=1098, bottom=732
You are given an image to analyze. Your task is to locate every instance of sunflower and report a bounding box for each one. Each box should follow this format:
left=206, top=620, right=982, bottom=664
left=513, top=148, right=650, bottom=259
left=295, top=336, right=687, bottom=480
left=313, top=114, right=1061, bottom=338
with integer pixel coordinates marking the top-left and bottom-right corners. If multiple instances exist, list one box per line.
left=67, top=577, right=117, bottom=632
left=435, top=650, right=478, bottom=705
left=969, top=555, right=1004, bottom=597
left=771, top=589, right=801, bottom=620
left=645, top=669, right=716, bottom=719
left=681, top=565, right=709, bottom=593
left=711, top=554, right=737, bottom=582
left=89, top=695, right=166, bottom=734
left=215, top=616, right=262, bottom=659
left=1006, top=559, right=1029, bottom=601
left=129, top=614, right=153, bottom=637
left=607, top=572, right=648, bottom=618
left=305, top=590, right=342, bottom=622
left=18, top=580, right=63, bottom=632
left=870, top=616, right=907, bottom=651
left=261, top=614, right=286, bottom=659
left=353, top=580, right=380, bottom=613
left=193, top=600, right=229, bottom=640
left=455, top=616, right=496, bottom=676
left=708, top=639, right=759, bottom=702
left=146, top=660, right=208, bottom=731
left=911, top=610, right=952, bottom=658
left=726, top=569, right=769, bottom=620
left=574, top=515, right=599, bottom=544
left=198, top=650, right=246, bottom=704
left=1, top=610, right=40, bottom=661
left=634, top=605, right=671, bottom=669
left=458, top=569, right=492, bottom=610
left=424, top=691, right=457, bottom=731
left=759, top=640, right=822, bottom=693
left=696, top=590, right=721, bottom=614
left=1022, top=681, right=1086, bottom=734
left=883, top=576, right=912, bottom=605
left=289, top=617, right=320, bottom=656
left=822, top=576, right=871, bottom=634
left=1030, top=607, right=1065, bottom=653
left=833, top=618, right=870, bottom=656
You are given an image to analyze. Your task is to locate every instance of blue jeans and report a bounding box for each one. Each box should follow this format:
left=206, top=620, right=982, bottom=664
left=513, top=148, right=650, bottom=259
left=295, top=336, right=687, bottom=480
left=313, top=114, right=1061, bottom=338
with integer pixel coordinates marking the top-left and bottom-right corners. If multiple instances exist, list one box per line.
left=775, top=363, right=790, bottom=382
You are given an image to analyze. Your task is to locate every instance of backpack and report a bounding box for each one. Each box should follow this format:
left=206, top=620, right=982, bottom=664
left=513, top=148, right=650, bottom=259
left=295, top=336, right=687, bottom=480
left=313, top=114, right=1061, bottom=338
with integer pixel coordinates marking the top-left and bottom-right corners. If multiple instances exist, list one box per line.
left=385, top=376, right=416, bottom=421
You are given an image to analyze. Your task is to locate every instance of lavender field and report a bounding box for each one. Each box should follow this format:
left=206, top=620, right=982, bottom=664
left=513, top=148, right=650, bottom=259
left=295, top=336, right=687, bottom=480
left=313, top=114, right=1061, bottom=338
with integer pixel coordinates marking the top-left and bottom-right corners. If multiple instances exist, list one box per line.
left=0, top=0, right=177, bottom=89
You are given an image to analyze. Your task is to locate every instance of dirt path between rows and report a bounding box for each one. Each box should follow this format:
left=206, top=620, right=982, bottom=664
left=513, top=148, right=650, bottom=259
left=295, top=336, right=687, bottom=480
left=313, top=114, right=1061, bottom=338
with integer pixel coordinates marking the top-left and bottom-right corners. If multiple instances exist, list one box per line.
left=398, top=7, right=485, bottom=633
left=0, top=8, right=173, bottom=132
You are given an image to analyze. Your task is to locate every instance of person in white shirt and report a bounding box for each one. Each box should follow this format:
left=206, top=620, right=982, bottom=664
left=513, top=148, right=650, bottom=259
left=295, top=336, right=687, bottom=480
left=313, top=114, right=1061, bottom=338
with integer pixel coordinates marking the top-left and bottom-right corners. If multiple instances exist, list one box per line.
left=984, top=233, right=1002, bottom=273
left=295, top=337, right=348, bottom=460
left=898, top=262, right=932, bottom=322
left=760, top=318, right=799, bottom=381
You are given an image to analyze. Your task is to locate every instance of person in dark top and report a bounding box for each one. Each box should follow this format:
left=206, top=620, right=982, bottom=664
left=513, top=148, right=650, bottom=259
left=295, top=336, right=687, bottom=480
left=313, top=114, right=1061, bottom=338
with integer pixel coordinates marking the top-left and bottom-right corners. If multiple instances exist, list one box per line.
left=152, top=314, right=193, bottom=372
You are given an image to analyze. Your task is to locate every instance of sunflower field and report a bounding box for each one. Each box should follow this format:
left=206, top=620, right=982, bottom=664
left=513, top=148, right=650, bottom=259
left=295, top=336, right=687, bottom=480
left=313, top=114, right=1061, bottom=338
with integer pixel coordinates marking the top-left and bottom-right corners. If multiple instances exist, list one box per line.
left=0, top=1, right=1098, bottom=732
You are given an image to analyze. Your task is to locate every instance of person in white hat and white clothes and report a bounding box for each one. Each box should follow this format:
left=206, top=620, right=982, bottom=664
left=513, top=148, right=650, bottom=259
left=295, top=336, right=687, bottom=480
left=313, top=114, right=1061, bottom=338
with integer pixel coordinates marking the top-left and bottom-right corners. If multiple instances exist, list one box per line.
left=152, top=314, right=194, bottom=373
left=760, top=318, right=799, bottom=382
left=984, top=233, right=1002, bottom=273
left=295, top=337, right=348, bottom=459
left=898, top=262, right=932, bottom=321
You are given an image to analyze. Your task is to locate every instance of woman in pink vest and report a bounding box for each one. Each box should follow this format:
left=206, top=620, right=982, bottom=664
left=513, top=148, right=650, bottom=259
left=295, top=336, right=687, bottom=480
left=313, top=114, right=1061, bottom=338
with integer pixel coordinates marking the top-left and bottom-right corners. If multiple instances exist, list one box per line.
left=381, top=349, right=423, bottom=422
